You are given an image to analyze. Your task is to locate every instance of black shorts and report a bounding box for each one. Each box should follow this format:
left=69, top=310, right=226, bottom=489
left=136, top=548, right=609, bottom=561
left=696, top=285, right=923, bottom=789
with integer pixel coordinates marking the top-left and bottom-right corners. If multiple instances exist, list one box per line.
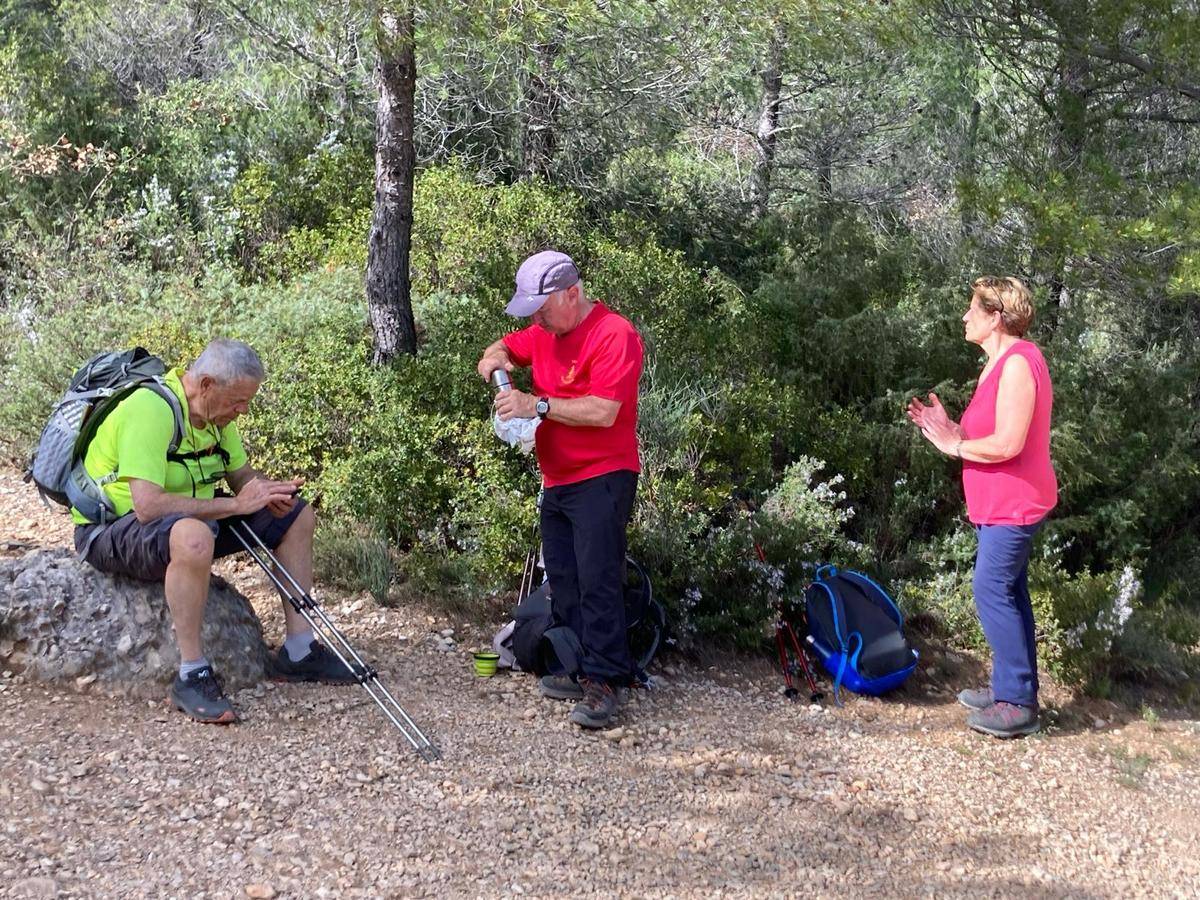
left=73, top=499, right=309, bottom=582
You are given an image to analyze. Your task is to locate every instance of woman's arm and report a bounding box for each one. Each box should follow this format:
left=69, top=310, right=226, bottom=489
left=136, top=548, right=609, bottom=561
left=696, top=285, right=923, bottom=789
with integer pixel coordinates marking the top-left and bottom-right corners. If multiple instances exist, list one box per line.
left=923, top=356, right=1035, bottom=463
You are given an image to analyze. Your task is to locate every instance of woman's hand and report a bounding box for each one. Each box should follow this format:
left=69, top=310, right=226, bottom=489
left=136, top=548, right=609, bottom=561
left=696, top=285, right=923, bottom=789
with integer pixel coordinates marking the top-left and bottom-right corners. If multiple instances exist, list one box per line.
left=909, top=393, right=963, bottom=456
left=921, top=416, right=961, bottom=457
left=907, top=392, right=951, bottom=430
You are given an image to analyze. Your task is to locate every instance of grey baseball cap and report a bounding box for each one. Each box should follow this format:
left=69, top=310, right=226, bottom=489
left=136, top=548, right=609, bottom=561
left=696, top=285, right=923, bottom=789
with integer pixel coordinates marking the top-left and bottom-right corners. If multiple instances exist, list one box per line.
left=505, top=250, right=580, bottom=317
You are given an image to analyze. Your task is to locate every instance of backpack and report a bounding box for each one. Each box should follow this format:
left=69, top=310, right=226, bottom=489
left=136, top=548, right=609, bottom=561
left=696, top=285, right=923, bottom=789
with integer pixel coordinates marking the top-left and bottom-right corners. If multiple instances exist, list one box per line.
left=804, top=565, right=918, bottom=702
left=28, top=347, right=186, bottom=526
left=495, top=560, right=661, bottom=683
left=507, top=583, right=584, bottom=678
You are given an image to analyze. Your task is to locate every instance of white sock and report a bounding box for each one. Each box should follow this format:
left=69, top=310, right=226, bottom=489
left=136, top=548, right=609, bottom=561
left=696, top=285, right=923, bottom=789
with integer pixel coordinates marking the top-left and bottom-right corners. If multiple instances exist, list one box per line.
left=284, top=631, right=315, bottom=662
left=179, top=657, right=210, bottom=680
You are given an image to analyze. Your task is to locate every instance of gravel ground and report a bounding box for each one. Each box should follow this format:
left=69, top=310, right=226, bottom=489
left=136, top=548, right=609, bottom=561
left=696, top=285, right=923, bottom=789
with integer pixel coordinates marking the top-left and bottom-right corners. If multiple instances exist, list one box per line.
left=2, top=473, right=1199, bottom=899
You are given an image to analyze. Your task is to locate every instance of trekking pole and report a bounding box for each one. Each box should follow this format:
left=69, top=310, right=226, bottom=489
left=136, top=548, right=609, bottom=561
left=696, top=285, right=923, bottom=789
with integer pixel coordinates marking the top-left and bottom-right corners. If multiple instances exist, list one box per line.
left=775, top=615, right=824, bottom=703
left=230, top=521, right=442, bottom=762
left=755, top=543, right=823, bottom=703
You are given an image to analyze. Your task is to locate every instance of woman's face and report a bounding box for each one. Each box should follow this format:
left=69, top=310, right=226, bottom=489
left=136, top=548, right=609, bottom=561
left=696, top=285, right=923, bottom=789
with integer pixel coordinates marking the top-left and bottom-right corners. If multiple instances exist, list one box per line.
left=962, top=292, right=999, bottom=345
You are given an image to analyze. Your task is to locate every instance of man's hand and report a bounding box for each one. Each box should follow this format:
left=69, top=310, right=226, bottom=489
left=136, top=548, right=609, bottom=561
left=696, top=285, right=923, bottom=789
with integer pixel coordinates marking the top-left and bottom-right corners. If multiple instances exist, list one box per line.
left=477, top=348, right=515, bottom=382
left=494, top=388, right=537, bottom=421
left=236, top=477, right=302, bottom=517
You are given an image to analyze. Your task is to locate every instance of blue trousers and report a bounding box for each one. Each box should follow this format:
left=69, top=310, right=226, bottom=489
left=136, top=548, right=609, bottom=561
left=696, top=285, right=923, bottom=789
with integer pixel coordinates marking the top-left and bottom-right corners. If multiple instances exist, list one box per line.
left=541, top=470, right=638, bottom=685
left=973, top=522, right=1042, bottom=708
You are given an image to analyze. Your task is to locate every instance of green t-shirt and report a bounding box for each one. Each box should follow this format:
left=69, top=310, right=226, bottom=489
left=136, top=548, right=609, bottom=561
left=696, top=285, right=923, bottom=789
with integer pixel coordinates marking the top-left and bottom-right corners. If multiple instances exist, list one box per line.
left=71, top=368, right=248, bottom=524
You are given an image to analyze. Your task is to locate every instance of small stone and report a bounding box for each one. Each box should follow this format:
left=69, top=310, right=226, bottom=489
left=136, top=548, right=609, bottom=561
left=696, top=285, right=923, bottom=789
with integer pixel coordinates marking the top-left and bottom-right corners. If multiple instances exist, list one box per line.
left=601, top=727, right=625, bottom=742
left=902, top=807, right=920, bottom=823
left=1092, top=718, right=1107, bottom=730
left=30, top=778, right=52, bottom=794
left=578, top=841, right=600, bottom=857
left=74, top=674, right=98, bottom=692
left=439, top=628, right=455, bottom=638
left=245, top=885, right=276, bottom=899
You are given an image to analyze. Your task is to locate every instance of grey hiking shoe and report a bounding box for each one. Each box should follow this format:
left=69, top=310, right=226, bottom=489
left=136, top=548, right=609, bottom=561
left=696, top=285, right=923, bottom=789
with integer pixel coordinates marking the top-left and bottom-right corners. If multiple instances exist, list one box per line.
left=272, top=640, right=358, bottom=684
left=170, top=666, right=237, bottom=724
left=967, top=701, right=1040, bottom=738
left=539, top=675, right=584, bottom=701
left=957, top=687, right=993, bottom=710
left=569, top=678, right=622, bottom=729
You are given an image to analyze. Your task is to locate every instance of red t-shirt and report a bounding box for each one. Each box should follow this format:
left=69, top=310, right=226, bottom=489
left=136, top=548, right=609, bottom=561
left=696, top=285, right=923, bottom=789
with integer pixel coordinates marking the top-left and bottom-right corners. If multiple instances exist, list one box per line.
left=503, top=302, right=643, bottom=487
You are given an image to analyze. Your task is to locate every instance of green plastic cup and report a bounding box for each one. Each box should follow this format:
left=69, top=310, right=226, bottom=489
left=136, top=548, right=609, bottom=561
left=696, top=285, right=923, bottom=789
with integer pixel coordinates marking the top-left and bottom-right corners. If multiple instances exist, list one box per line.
left=473, top=651, right=500, bottom=677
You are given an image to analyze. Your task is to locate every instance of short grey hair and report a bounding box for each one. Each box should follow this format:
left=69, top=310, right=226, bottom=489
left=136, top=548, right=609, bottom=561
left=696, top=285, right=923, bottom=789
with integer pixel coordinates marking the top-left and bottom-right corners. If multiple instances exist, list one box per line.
left=189, top=339, right=265, bottom=384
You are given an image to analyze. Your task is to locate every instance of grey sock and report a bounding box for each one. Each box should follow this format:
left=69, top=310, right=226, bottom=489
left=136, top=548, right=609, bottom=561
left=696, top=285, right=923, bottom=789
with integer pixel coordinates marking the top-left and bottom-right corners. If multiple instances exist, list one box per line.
left=283, top=631, right=315, bottom=662
left=179, top=657, right=210, bottom=680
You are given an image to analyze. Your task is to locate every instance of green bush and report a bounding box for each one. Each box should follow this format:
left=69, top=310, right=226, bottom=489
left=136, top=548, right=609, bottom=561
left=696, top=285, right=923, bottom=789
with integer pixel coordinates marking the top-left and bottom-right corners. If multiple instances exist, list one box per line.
left=1, top=164, right=1195, bottom=694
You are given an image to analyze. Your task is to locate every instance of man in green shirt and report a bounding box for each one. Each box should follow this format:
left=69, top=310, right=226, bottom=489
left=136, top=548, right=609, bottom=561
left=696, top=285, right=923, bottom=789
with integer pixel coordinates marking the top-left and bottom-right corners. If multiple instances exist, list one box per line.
left=73, top=338, right=354, bottom=724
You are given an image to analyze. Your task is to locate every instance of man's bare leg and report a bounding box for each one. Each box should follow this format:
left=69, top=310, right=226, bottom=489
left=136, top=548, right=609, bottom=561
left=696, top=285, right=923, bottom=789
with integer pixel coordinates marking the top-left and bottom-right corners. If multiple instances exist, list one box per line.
left=166, top=517, right=236, bottom=723
left=166, top=518, right=216, bottom=661
left=272, top=503, right=315, bottom=638
left=268, top=505, right=356, bottom=683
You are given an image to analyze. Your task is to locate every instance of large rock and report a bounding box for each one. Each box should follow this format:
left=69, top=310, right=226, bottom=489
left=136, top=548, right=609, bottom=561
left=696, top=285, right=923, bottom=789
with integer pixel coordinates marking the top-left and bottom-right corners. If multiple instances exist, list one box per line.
left=0, top=548, right=269, bottom=695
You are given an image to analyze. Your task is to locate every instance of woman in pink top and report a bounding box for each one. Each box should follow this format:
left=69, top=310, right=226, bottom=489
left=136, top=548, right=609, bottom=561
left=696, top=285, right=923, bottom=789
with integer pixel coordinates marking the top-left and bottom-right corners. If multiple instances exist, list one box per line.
left=908, top=276, right=1057, bottom=739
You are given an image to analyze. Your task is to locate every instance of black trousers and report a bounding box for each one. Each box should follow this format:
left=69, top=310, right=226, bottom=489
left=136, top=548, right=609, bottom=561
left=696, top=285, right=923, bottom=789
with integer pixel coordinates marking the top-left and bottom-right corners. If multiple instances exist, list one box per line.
left=540, top=469, right=638, bottom=685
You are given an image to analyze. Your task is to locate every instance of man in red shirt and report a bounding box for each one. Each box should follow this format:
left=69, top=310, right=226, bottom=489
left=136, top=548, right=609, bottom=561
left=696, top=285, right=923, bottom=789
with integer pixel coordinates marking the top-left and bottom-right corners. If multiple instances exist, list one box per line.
left=477, top=250, right=643, bottom=729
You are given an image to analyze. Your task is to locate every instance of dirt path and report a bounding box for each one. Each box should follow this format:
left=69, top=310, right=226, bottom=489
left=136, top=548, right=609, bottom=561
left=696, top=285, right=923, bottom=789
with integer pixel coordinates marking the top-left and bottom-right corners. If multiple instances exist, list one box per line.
left=2, top=471, right=1198, bottom=899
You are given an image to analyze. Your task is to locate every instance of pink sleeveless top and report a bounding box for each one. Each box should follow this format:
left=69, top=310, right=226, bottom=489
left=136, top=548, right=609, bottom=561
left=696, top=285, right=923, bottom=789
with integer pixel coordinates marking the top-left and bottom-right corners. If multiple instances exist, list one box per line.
left=959, top=340, right=1057, bottom=525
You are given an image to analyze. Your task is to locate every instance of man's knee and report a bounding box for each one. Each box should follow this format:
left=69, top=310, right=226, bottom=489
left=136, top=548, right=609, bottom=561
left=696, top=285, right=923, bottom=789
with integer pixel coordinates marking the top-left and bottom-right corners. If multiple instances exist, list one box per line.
left=169, top=518, right=216, bottom=568
left=282, top=503, right=315, bottom=543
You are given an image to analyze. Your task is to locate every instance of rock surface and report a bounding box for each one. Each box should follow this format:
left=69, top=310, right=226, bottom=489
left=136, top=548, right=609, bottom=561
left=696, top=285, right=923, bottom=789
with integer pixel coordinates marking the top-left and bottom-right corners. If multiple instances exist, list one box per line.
left=0, top=548, right=269, bottom=694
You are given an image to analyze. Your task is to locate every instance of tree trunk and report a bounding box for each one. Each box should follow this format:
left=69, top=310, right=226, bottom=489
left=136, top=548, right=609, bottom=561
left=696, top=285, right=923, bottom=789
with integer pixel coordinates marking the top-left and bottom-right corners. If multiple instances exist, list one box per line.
left=337, top=0, right=363, bottom=136
left=185, top=1, right=211, bottom=79
left=521, top=33, right=561, bottom=180
left=366, top=5, right=418, bottom=363
left=957, top=38, right=982, bottom=241
left=1035, top=43, right=1089, bottom=338
left=815, top=143, right=833, bottom=203
left=751, top=22, right=785, bottom=219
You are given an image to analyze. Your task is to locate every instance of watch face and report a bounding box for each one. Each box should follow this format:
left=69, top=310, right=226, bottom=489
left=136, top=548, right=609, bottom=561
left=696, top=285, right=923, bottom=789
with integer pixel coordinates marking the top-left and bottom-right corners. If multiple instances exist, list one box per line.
left=536, top=399, right=549, bottom=415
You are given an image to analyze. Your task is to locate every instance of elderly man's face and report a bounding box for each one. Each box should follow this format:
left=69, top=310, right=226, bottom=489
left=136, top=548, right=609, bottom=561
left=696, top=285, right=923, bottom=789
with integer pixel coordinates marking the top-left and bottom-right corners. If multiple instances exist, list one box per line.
left=531, top=284, right=582, bottom=336
left=197, top=376, right=260, bottom=427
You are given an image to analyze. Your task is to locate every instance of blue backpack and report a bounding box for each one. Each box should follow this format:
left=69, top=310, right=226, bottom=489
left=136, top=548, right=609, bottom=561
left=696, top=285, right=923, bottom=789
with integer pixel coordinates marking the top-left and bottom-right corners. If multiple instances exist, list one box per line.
left=804, top=565, right=918, bottom=702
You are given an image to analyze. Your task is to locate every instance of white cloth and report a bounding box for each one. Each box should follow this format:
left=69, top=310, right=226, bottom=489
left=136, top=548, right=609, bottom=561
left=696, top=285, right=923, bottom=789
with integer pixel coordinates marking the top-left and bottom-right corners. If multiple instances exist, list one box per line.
left=493, top=413, right=540, bottom=455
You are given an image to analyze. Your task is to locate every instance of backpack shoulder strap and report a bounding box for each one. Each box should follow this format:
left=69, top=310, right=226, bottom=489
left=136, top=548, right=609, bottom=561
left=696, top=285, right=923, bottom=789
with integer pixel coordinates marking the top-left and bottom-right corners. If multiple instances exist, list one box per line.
left=138, top=378, right=186, bottom=454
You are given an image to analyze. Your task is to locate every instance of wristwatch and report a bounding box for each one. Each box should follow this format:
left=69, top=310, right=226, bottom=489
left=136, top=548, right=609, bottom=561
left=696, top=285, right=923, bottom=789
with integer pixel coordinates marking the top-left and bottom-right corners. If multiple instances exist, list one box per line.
left=535, top=397, right=550, bottom=420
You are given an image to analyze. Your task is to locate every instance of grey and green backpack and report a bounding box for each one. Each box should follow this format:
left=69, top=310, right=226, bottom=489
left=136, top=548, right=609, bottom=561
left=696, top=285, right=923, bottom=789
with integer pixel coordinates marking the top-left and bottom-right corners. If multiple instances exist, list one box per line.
left=27, top=347, right=185, bottom=526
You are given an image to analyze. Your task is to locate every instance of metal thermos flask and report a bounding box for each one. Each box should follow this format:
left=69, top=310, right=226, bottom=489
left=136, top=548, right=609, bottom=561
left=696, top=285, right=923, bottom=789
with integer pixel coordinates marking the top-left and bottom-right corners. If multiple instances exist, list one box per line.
left=491, top=369, right=512, bottom=392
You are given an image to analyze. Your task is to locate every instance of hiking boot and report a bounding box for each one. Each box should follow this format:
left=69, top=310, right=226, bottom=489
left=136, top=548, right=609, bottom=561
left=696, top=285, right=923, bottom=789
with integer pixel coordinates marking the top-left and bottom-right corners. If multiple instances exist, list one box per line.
left=957, top=687, right=993, bottom=711
left=569, top=678, right=622, bottom=730
left=967, top=701, right=1040, bottom=738
left=539, top=674, right=584, bottom=701
left=272, top=640, right=358, bottom=685
left=170, top=666, right=237, bottom=724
